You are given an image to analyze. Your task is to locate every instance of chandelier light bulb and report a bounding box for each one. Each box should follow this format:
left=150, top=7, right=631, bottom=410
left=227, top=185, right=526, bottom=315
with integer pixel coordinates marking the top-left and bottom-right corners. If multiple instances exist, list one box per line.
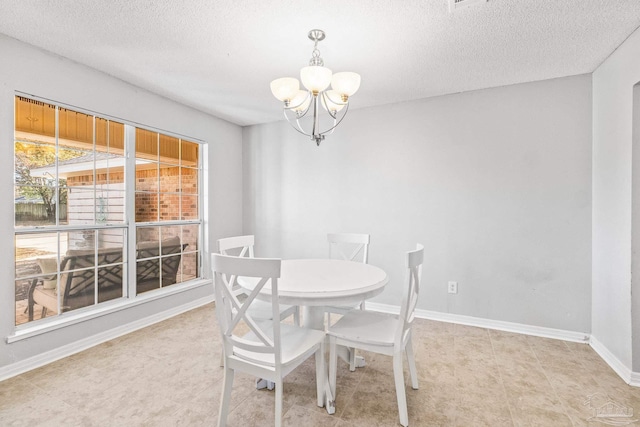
left=321, top=90, right=345, bottom=113
left=290, top=90, right=312, bottom=113
left=300, top=66, right=332, bottom=94
left=270, top=77, right=300, bottom=102
left=331, top=72, right=361, bottom=99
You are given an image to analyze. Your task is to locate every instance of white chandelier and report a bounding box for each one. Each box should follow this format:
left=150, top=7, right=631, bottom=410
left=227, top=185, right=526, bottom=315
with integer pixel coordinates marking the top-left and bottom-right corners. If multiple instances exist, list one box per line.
left=270, top=29, right=361, bottom=146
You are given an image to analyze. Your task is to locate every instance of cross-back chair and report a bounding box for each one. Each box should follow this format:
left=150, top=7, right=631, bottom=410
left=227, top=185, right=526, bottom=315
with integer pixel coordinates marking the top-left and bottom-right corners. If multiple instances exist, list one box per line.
left=325, top=233, right=371, bottom=369
left=327, top=244, right=423, bottom=427
left=327, top=233, right=370, bottom=264
left=212, top=253, right=326, bottom=427
left=217, top=235, right=300, bottom=325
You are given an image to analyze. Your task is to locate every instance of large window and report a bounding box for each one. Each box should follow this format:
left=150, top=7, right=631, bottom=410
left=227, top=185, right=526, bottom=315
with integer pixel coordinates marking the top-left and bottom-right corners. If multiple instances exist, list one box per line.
left=14, top=96, right=203, bottom=326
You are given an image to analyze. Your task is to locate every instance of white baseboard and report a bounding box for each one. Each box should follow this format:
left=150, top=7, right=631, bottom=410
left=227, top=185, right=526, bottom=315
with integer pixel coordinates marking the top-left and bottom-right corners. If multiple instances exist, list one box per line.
left=366, top=302, right=590, bottom=343
left=0, top=295, right=214, bottom=382
left=367, top=302, right=640, bottom=387
left=589, top=335, right=638, bottom=386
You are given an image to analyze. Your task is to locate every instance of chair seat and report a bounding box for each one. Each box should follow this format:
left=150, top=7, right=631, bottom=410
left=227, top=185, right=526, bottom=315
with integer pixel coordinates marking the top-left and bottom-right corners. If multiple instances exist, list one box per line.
left=235, top=322, right=326, bottom=367
left=32, top=287, right=60, bottom=314
left=328, top=310, right=398, bottom=347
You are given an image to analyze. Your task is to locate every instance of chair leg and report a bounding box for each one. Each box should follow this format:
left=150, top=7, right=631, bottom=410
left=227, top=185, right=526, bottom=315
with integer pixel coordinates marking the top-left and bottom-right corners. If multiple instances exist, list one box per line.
left=315, top=346, right=325, bottom=407
left=406, top=335, right=419, bottom=390
left=329, top=337, right=338, bottom=401
left=217, top=367, right=235, bottom=427
left=41, top=307, right=47, bottom=318
left=275, top=378, right=283, bottom=427
left=294, top=306, right=301, bottom=326
left=349, top=347, right=356, bottom=372
left=393, top=353, right=409, bottom=427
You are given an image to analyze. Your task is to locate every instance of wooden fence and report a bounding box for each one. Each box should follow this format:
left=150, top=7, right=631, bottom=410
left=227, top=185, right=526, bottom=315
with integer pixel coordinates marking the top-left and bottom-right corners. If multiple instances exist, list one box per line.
left=15, top=203, right=67, bottom=222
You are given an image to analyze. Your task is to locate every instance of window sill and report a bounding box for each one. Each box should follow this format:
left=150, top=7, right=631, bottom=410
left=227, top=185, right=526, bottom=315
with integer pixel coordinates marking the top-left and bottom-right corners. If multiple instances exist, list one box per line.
left=6, top=278, right=212, bottom=343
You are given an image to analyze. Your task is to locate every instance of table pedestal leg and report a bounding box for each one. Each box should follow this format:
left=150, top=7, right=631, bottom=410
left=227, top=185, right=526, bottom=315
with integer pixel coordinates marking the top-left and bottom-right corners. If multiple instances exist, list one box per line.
left=302, top=306, right=336, bottom=414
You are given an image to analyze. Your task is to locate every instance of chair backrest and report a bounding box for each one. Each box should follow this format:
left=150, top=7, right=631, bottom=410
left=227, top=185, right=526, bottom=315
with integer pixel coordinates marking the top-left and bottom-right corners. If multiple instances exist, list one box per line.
left=327, top=233, right=370, bottom=264
left=136, top=237, right=185, bottom=285
left=217, top=235, right=255, bottom=258
left=212, top=253, right=283, bottom=367
left=61, top=246, right=124, bottom=301
left=396, top=244, right=424, bottom=348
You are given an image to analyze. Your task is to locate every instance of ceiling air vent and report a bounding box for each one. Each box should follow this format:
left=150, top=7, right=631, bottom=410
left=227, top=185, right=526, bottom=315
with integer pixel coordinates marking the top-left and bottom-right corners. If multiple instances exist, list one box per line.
left=449, top=0, right=487, bottom=12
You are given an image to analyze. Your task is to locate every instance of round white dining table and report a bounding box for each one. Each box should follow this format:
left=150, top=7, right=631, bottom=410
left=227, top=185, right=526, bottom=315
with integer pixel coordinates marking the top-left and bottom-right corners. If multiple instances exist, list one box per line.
left=246, top=258, right=389, bottom=329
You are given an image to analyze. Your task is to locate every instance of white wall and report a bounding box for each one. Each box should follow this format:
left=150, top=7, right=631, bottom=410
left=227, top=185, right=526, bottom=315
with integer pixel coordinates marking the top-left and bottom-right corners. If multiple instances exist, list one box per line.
left=633, top=84, right=640, bottom=370
left=592, top=27, right=640, bottom=371
left=244, top=75, right=592, bottom=333
left=0, top=34, right=243, bottom=369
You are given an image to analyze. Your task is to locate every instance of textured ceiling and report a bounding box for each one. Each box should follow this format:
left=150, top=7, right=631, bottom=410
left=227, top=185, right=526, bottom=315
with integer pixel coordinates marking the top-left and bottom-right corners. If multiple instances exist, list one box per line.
left=1, top=0, right=639, bottom=126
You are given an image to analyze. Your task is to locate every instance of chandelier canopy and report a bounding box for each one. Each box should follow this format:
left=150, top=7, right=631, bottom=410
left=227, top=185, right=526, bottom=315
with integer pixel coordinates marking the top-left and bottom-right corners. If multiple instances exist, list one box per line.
left=270, top=29, right=361, bottom=146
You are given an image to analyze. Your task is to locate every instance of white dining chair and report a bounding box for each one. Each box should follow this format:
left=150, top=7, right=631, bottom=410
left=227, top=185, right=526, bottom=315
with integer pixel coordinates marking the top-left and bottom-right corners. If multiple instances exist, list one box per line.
left=212, top=254, right=326, bottom=427
left=217, top=235, right=300, bottom=326
left=325, top=233, right=370, bottom=370
left=325, top=233, right=370, bottom=316
left=327, top=244, right=423, bottom=427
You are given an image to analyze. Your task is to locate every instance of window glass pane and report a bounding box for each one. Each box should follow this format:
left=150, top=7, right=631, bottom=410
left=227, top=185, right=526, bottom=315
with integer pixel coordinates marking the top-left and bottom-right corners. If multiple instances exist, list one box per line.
left=58, top=108, right=93, bottom=148
left=97, top=229, right=126, bottom=266
left=159, top=164, right=180, bottom=193
left=15, top=185, right=57, bottom=227
left=180, top=167, right=198, bottom=194
left=137, top=258, right=160, bottom=294
left=97, top=264, right=123, bottom=303
left=159, top=134, right=180, bottom=166
left=181, top=140, right=199, bottom=167
left=137, top=226, right=159, bottom=257
left=15, top=233, right=59, bottom=278
left=95, top=190, right=125, bottom=223
left=15, top=231, right=63, bottom=321
left=61, top=264, right=96, bottom=314
left=96, top=118, right=125, bottom=156
left=181, top=224, right=199, bottom=253
left=163, top=255, right=182, bottom=287
left=15, top=96, right=55, bottom=139
left=109, top=121, right=125, bottom=153
left=180, top=251, right=198, bottom=284
left=135, top=128, right=158, bottom=161
left=135, top=161, right=158, bottom=192
left=135, top=191, right=158, bottom=222
left=14, top=141, right=56, bottom=184
left=58, top=185, right=69, bottom=226
left=161, top=225, right=181, bottom=244
left=67, top=229, right=96, bottom=252
left=181, top=195, right=198, bottom=220
left=159, top=193, right=179, bottom=221
left=67, top=187, right=96, bottom=225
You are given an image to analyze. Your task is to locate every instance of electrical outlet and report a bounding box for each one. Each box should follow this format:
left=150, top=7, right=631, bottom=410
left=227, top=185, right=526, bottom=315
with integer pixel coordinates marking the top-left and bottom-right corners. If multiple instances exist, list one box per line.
left=448, top=281, right=458, bottom=294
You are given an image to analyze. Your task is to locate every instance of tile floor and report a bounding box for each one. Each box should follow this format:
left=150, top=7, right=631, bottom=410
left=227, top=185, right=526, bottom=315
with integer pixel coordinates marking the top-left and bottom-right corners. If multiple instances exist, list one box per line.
left=1, top=304, right=640, bottom=426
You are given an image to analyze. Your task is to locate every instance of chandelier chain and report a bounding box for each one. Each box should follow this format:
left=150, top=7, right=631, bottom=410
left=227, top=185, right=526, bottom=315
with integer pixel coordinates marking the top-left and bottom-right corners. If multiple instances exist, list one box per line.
left=309, top=41, right=324, bottom=66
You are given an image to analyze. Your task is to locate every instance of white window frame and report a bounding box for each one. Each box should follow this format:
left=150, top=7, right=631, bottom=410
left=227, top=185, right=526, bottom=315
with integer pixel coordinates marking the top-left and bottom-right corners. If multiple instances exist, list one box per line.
left=10, top=93, right=208, bottom=342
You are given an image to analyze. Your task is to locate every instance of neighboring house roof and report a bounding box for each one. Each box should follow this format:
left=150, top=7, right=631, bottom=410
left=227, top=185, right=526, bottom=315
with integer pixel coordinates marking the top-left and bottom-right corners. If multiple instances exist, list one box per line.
left=30, top=152, right=152, bottom=178
left=14, top=195, right=45, bottom=204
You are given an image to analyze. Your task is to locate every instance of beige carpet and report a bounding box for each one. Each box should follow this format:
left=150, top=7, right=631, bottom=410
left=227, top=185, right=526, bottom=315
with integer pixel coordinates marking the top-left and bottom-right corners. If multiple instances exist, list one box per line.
left=1, top=303, right=639, bottom=426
